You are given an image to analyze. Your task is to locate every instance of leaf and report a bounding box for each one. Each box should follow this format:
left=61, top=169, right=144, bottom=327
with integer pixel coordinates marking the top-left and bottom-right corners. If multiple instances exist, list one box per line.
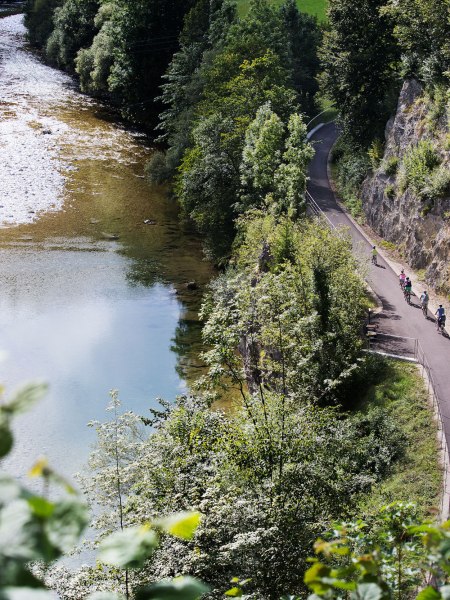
left=27, top=497, right=55, bottom=519
left=225, top=587, right=242, bottom=597
left=156, top=511, right=202, bottom=541
left=440, top=588, right=450, bottom=600
left=98, top=525, right=158, bottom=568
left=0, top=422, right=13, bottom=458
left=353, top=583, right=384, bottom=600
left=5, top=383, right=48, bottom=415
left=416, top=588, right=442, bottom=600
left=135, top=576, right=209, bottom=600
left=0, top=475, right=21, bottom=506
left=28, top=458, right=49, bottom=479
left=45, top=500, right=89, bottom=553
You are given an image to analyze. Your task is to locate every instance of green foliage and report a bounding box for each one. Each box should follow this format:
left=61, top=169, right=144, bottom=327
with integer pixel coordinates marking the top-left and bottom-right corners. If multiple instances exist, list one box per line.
left=25, top=0, right=62, bottom=47
left=202, top=214, right=368, bottom=406
left=239, top=104, right=314, bottom=215
left=368, top=139, right=384, bottom=170
left=382, top=0, right=450, bottom=85
left=175, top=36, right=306, bottom=259
left=236, top=0, right=328, bottom=21
left=0, top=390, right=206, bottom=600
left=320, top=0, right=400, bottom=145
left=279, top=0, right=322, bottom=117
left=399, top=140, right=441, bottom=200
left=357, top=362, right=441, bottom=517
left=331, top=138, right=370, bottom=219
left=45, top=0, right=99, bottom=70
left=384, top=184, right=395, bottom=199
left=383, top=155, right=399, bottom=176
left=306, top=502, right=450, bottom=600
left=429, top=165, right=450, bottom=199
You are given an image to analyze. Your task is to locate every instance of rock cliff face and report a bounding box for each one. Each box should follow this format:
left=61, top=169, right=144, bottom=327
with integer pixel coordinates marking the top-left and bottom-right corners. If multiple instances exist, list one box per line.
left=362, top=79, right=450, bottom=294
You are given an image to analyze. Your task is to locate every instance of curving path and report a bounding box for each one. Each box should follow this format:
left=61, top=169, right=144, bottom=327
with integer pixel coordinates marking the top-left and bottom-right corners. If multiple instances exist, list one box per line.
left=308, top=123, right=450, bottom=452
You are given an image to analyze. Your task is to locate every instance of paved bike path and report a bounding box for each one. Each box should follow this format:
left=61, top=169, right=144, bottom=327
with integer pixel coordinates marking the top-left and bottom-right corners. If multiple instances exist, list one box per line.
left=308, top=123, right=450, bottom=449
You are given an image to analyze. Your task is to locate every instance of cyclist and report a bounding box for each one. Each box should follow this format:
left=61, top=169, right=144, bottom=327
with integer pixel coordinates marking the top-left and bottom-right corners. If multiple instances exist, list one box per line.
left=420, top=291, right=429, bottom=317
left=435, top=305, right=446, bottom=332
left=371, top=246, right=378, bottom=265
left=404, top=277, right=412, bottom=303
left=399, top=269, right=406, bottom=290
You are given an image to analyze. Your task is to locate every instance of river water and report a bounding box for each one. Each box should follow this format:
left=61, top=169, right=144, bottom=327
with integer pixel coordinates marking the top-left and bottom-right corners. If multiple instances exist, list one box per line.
left=0, top=15, right=213, bottom=483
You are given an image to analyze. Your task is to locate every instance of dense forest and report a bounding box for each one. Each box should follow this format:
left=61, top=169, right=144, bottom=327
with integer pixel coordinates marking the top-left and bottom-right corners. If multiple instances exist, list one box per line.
left=2, top=0, right=448, bottom=598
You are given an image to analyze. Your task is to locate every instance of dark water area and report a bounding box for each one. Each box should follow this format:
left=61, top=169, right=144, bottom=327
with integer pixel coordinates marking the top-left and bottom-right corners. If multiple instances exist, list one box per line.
left=0, top=15, right=213, bottom=484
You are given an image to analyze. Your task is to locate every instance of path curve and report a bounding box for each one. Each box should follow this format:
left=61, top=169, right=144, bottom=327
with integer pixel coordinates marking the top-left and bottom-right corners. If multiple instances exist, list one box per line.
left=308, top=123, right=450, bottom=450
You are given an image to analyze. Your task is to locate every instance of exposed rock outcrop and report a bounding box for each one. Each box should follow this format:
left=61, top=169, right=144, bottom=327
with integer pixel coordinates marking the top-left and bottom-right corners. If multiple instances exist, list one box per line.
left=362, top=79, right=450, bottom=293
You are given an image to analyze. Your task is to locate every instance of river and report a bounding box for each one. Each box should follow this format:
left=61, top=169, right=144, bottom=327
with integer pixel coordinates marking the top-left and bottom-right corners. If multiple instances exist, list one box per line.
left=0, top=14, right=213, bottom=483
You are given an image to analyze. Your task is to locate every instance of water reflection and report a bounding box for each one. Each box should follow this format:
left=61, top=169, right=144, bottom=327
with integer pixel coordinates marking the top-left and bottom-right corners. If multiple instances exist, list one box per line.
left=0, top=15, right=213, bottom=482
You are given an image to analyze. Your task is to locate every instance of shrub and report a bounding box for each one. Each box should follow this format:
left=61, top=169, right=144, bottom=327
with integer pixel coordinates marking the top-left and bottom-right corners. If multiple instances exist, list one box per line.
left=401, top=140, right=440, bottom=199
left=383, top=155, right=399, bottom=176
left=368, top=138, right=384, bottom=170
left=332, top=138, right=370, bottom=219
left=428, top=164, right=450, bottom=198
left=145, top=151, right=171, bottom=185
left=385, top=183, right=395, bottom=199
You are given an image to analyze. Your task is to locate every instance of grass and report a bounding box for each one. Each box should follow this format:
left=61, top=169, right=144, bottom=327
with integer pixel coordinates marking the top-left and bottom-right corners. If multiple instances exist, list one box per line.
left=236, top=0, right=328, bottom=20
left=359, top=360, right=442, bottom=519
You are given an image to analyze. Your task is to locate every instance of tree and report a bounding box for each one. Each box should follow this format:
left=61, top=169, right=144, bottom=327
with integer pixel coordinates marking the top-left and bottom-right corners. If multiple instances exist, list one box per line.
left=383, top=0, right=450, bottom=85
left=320, top=0, right=400, bottom=145
left=201, top=214, right=368, bottom=406
left=0, top=386, right=206, bottom=600
left=46, top=0, right=100, bottom=70
left=24, top=0, right=62, bottom=47
left=280, top=0, right=321, bottom=117
left=176, top=50, right=298, bottom=261
left=149, top=0, right=237, bottom=179
left=239, top=104, right=314, bottom=216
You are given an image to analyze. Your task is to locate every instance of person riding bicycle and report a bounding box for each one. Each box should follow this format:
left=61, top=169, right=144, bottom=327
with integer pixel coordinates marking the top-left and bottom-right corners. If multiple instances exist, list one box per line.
left=435, top=305, right=446, bottom=330
left=404, top=277, right=412, bottom=301
left=399, top=269, right=406, bottom=289
left=371, top=246, right=378, bottom=265
left=420, top=291, right=429, bottom=312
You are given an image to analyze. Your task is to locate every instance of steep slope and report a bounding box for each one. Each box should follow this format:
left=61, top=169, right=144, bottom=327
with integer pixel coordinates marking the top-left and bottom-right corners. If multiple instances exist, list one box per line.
left=362, top=80, right=450, bottom=294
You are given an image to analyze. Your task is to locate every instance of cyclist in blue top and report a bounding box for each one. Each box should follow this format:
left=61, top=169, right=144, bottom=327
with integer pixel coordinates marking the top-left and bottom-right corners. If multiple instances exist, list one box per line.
left=435, top=305, right=446, bottom=331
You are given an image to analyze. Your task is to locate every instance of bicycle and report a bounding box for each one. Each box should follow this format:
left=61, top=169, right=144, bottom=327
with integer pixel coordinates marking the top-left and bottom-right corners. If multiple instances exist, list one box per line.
left=371, top=254, right=377, bottom=266
left=404, top=288, right=411, bottom=304
left=421, top=302, right=428, bottom=318
left=437, top=317, right=446, bottom=334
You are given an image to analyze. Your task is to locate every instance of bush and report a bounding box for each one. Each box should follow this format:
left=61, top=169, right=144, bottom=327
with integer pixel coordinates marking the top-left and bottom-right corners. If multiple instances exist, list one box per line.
left=368, top=138, right=384, bottom=170
left=428, top=164, right=450, bottom=198
left=383, top=155, right=399, bottom=176
left=332, top=137, right=370, bottom=219
left=401, top=140, right=440, bottom=199
left=385, top=183, right=395, bottom=199
left=145, top=151, right=172, bottom=185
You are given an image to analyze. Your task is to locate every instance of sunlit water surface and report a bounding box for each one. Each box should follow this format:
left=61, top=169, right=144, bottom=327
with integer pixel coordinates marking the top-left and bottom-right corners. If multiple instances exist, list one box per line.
left=0, top=15, right=213, bottom=484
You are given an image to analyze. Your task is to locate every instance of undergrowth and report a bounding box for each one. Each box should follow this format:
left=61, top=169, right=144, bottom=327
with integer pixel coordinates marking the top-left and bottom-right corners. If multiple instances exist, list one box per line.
left=358, top=360, right=441, bottom=519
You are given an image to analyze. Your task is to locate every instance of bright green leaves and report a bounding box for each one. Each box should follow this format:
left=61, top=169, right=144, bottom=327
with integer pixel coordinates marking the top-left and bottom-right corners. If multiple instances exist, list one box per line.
left=155, top=511, right=202, bottom=541
left=98, top=512, right=203, bottom=568
left=98, top=525, right=158, bottom=568
left=224, top=578, right=251, bottom=597
left=304, top=502, right=450, bottom=600
left=239, top=103, right=313, bottom=216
